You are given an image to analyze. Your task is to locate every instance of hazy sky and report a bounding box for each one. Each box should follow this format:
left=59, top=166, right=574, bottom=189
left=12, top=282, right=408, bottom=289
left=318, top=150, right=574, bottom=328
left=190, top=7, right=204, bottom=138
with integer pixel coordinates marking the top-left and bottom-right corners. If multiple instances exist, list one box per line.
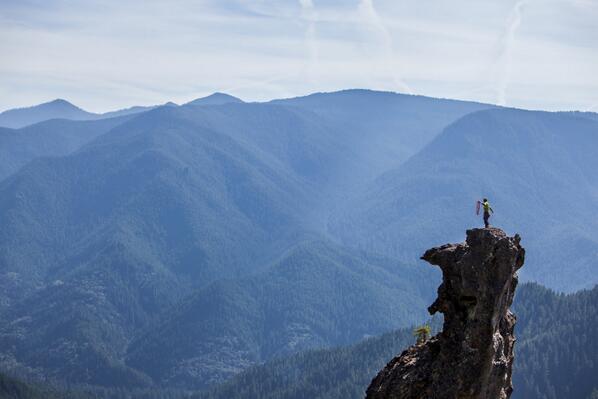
left=1, top=0, right=597, bottom=112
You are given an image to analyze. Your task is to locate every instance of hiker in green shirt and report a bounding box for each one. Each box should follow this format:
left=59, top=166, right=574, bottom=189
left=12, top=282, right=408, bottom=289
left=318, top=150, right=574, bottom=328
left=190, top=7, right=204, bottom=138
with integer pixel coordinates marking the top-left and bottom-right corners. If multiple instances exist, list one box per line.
left=481, top=198, right=494, bottom=228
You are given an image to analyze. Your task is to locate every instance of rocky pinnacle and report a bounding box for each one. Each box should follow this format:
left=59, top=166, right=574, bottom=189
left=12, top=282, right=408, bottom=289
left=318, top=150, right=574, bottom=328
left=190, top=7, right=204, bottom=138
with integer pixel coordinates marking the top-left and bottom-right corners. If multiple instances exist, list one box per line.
left=366, top=228, right=525, bottom=399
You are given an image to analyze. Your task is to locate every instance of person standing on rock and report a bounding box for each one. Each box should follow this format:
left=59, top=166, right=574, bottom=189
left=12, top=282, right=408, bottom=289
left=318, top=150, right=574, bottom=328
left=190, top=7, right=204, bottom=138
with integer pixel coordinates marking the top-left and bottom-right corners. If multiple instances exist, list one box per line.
left=479, top=198, right=494, bottom=228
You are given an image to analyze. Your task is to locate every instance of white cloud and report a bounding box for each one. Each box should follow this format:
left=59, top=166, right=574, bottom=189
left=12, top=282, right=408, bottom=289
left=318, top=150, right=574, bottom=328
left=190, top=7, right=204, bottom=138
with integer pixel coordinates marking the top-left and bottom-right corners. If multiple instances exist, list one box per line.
left=0, top=0, right=596, bottom=112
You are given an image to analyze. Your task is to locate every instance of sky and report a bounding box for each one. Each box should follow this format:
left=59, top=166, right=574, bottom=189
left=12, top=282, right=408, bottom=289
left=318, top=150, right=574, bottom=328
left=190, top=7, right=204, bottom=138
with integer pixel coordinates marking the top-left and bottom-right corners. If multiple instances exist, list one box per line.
left=0, top=0, right=597, bottom=113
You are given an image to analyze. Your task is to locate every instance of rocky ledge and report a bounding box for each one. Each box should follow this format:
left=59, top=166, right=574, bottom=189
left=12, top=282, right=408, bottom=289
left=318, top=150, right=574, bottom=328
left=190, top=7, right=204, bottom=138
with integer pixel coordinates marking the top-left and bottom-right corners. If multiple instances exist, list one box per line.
left=366, top=227, right=525, bottom=399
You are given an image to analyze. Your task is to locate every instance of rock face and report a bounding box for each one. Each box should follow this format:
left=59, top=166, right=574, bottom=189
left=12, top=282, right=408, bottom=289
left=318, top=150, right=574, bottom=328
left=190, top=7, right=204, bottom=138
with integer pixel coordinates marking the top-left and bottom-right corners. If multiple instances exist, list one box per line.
left=366, top=228, right=525, bottom=399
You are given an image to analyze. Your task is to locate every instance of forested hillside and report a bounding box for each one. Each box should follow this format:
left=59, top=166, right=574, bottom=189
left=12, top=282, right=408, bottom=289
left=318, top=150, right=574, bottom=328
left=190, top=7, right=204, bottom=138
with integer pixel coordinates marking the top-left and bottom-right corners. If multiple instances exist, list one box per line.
left=0, top=104, right=319, bottom=387
left=1, top=90, right=596, bottom=393
left=0, top=90, right=485, bottom=388
left=275, top=90, right=493, bottom=179
left=331, top=108, right=598, bottom=292
left=195, top=283, right=598, bottom=399
left=511, top=284, right=598, bottom=399
left=0, top=372, right=91, bottom=399
left=3, top=283, right=595, bottom=399
left=126, top=240, right=436, bottom=389
left=0, top=116, right=133, bottom=181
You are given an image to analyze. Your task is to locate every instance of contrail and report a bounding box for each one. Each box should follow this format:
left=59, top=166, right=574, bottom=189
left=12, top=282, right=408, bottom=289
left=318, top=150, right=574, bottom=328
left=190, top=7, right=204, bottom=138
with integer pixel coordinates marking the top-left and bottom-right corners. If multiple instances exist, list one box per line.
left=358, top=0, right=412, bottom=94
left=298, top=0, right=319, bottom=83
left=495, top=0, right=528, bottom=106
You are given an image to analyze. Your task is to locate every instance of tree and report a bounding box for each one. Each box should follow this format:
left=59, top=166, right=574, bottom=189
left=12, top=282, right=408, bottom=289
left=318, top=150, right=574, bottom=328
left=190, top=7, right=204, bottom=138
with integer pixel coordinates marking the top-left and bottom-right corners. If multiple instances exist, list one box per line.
left=413, top=324, right=431, bottom=345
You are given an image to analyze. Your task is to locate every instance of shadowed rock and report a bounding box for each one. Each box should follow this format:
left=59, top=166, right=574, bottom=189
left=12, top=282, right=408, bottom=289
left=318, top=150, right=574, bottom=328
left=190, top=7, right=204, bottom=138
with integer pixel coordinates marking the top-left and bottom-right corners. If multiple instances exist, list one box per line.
left=366, top=227, right=525, bottom=399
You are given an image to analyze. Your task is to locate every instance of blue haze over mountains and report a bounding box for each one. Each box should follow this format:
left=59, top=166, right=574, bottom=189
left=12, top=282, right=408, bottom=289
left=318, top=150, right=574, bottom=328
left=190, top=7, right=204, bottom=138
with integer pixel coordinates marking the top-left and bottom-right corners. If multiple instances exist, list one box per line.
left=0, top=89, right=597, bottom=392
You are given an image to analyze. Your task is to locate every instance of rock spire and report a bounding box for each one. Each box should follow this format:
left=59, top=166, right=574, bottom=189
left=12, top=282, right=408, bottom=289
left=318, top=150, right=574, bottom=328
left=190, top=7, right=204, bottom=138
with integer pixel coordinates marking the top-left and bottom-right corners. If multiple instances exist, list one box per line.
left=366, top=228, right=525, bottom=399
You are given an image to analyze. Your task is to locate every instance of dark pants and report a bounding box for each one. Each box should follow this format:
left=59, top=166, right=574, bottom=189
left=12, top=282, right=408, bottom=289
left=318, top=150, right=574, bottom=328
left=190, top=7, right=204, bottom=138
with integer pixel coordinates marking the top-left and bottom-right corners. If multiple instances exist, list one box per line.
left=484, top=211, right=490, bottom=228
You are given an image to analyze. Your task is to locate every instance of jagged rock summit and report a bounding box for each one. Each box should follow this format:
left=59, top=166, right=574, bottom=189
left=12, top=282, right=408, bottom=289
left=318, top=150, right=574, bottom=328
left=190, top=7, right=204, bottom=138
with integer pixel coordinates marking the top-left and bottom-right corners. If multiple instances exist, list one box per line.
left=366, top=227, right=525, bottom=399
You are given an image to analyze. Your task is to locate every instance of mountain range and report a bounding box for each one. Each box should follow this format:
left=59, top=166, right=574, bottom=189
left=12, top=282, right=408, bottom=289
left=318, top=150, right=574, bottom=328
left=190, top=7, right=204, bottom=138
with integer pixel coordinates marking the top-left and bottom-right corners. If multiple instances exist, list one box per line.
left=0, top=92, right=242, bottom=129
left=331, top=107, right=598, bottom=291
left=0, top=89, right=596, bottom=393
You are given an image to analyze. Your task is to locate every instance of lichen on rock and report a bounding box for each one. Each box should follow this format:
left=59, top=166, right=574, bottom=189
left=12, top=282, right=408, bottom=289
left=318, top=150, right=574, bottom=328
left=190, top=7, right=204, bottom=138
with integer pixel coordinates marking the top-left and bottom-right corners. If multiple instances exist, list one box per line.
left=366, top=227, right=525, bottom=399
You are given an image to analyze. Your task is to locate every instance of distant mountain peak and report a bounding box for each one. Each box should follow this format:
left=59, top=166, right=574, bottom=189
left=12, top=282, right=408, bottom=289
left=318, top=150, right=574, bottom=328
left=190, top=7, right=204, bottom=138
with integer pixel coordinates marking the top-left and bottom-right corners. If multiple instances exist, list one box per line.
left=185, top=92, right=244, bottom=106
left=48, top=98, right=72, bottom=105
left=43, top=98, right=85, bottom=110
left=0, top=98, right=94, bottom=128
left=9, top=98, right=80, bottom=111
